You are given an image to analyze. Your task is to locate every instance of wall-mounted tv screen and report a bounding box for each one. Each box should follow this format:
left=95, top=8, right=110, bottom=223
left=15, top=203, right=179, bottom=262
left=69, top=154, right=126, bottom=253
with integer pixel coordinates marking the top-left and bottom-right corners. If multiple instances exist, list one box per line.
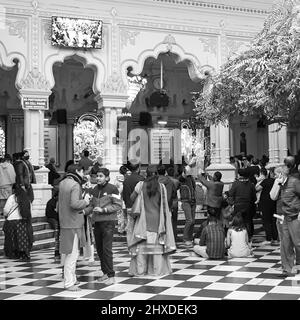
left=51, top=16, right=103, bottom=49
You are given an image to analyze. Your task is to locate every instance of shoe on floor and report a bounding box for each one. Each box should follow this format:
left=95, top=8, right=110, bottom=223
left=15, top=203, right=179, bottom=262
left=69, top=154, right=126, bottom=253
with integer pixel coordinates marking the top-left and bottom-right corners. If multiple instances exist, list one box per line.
left=103, top=277, right=115, bottom=285
left=97, top=274, right=109, bottom=283
left=277, top=270, right=295, bottom=278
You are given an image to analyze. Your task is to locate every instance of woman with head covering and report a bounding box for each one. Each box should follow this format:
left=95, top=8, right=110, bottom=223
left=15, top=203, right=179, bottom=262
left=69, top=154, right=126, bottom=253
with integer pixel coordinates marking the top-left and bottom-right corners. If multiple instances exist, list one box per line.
left=127, top=165, right=176, bottom=277
left=3, top=183, right=33, bottom=261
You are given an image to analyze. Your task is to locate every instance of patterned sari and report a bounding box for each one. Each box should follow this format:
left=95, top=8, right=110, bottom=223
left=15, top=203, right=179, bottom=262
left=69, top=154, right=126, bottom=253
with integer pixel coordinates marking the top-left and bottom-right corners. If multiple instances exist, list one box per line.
left=127, top=182, right=176, bottom=276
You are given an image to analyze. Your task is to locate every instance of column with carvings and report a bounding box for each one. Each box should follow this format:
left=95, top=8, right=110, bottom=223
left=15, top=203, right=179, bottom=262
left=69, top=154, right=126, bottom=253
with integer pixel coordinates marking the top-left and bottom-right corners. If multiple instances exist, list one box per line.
left=267, top=123, right=288, bottom=168
left=19, top=80, right=53, bottom=217
left=205, top=20, right=235, bottom=189
left=17, top=1, right=53, bottom=217
left=94, top=7, right=129, bottom=182
left=96, top=92, right=128, bottom=182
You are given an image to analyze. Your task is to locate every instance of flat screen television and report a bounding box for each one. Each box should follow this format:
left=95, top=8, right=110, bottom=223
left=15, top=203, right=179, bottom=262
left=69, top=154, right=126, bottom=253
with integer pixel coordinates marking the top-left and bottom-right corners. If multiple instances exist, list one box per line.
left=51, top=16, right=103, bottom=49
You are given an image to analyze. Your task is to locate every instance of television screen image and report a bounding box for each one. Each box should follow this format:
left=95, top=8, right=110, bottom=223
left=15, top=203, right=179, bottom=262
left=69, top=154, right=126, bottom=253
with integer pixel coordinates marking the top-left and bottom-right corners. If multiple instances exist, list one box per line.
left=51, top=16, right=103, bottom=49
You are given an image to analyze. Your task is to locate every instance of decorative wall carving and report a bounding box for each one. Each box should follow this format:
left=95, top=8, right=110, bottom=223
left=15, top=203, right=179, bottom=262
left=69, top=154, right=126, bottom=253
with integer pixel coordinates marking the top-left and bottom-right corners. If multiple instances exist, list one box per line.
left=151, top=0, right=269, bottom=14
left=5, top=20, right=27, bottom=40
left=20, top=68, right=51, bottom=91
left=43, top=20, right=52, bottom=44
left=31, top=0, right=38, bottom=14
left=110, top=7, right=119, bottom=73
left=101, top=71, right=128, bottom=95
left=120, top=29, right=140, bottom=49
left=219, top=19, right=228, bottom=65
left=163, top=34, right=176, bottom=51
left=198, top=36, right=217, bottom=55
left=31, top=15, right=39, bottom=70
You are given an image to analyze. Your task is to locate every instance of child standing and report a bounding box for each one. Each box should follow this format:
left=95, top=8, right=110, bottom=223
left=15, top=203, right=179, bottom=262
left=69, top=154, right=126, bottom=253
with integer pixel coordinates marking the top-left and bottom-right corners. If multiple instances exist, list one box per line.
left=226, top=213, right=252, bottom=258
left=85, top=168, right=122, bottom=285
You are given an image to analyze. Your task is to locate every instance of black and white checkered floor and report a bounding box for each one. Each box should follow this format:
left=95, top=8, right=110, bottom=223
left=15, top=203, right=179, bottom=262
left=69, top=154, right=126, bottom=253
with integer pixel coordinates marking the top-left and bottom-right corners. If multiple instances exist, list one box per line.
left=1, top=242, right=300, bottom=300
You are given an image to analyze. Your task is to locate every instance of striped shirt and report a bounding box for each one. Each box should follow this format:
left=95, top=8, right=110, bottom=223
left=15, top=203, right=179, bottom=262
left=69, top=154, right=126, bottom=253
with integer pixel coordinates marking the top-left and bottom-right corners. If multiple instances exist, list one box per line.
left=200, top=222, right=225, bottom=259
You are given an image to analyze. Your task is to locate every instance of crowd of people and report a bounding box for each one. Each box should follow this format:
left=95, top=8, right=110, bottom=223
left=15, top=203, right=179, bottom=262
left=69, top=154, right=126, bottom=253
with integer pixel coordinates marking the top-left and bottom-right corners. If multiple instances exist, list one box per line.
left=1, top=148, right=300, bottom=291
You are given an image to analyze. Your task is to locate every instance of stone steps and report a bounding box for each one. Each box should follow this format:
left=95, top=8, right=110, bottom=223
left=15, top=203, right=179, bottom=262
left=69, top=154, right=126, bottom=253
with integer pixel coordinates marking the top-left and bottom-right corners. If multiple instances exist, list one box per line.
left=0, top=211, right=264, bottom=254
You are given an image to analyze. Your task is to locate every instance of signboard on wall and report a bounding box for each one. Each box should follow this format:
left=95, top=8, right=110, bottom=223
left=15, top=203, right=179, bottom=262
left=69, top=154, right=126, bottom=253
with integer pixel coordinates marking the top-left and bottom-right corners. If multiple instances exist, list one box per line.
left=23, top=97, right=48, bottom=110
left=44, top=125, right=58, bottom=165
left=150, top=129, right=172, bottom=164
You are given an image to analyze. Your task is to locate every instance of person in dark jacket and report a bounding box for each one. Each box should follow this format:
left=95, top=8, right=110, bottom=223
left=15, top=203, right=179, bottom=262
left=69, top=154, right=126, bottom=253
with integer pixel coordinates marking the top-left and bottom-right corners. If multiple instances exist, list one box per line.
left=123, top=163, right=144, bottom=209
left=46, top=157, right=60, bottom=186
left=157, top=164, right=177, bottom=211
left=167, top=166, right=180, bottom=241
left=228, top=168, right=256, bottom=241
left=256, top=167, right=278, bottom=245
left=85, top=167, right=122, bottom=285
left=277, top=157, right=300, bottom=275
left=198, top=171, right=224, bottom=219
left=45, top=190, right=60, bottom=260
left=179, top=166, right=196, bottom=248
left=14, top=150, right=36, bottom=203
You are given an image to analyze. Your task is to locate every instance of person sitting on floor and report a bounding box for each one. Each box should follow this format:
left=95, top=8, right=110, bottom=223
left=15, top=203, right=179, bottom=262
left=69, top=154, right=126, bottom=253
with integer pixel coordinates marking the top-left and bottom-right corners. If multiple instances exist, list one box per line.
left=226, top=213, right=252, bottom=258
left=193, top=214, right=225, bottom=259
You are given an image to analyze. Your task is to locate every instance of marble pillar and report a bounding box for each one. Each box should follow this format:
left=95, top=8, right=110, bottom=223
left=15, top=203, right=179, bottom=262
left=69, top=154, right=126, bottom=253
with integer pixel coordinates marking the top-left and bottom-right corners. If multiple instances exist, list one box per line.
left=205, top=122, right=236, bottom=190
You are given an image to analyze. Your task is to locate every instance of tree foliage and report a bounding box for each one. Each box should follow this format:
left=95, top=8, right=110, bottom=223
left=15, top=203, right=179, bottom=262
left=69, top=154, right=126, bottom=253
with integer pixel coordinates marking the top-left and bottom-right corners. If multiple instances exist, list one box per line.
left=194, top=0, right=300, bottom=126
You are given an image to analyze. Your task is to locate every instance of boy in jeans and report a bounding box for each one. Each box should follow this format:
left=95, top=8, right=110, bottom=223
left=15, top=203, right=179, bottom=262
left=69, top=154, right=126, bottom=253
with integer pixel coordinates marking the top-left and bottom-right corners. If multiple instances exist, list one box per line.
left=85, top=168, right=122, bottom=285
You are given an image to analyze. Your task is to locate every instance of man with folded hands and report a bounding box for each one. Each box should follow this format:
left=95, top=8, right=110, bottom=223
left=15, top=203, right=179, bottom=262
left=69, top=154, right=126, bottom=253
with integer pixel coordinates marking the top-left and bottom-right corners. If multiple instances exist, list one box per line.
left=85, top=168, right=122, bottom=285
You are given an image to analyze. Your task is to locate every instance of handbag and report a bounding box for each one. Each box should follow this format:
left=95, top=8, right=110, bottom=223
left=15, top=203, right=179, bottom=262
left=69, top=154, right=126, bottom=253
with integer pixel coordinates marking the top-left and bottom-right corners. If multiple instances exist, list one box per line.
left=2, top=204, right=19, bottom=232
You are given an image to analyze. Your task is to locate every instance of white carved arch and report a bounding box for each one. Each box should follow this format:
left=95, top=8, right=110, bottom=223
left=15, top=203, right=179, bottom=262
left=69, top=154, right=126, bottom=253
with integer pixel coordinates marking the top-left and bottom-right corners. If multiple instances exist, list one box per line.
left=44, top=49, right=106, bottom=94
left=0, top=40, right=27, bottom=89
left=121, top=41, right=216, bottom=84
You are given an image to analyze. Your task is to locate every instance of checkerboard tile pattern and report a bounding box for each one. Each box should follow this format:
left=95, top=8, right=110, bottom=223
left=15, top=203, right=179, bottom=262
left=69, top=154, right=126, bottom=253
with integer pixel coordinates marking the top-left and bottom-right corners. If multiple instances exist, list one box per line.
left=0, top=242, right=300, bottom=300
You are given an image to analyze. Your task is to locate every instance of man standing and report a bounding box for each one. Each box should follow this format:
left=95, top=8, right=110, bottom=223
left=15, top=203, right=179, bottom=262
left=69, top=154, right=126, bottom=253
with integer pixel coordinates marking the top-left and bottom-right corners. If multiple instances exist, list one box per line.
left=167, top=166, right=180, bottom=242
left=157, top=164, right=177, bottom=212
left=59, top=164, right=90, bottom=291
left=46, top=157, right=60, bottom=186
left=123, top=163, right=144, bottom=210
left=78, top=150, right=94, bottom=173
left=179, top=165, right=196, bottom=248
left=279, top=157, right=300, bottom=276
left=198, top=171, right=224, bottom=219
left=228, top=168, right=256, bottom=241
left=14, top=150, right=36, bottom=203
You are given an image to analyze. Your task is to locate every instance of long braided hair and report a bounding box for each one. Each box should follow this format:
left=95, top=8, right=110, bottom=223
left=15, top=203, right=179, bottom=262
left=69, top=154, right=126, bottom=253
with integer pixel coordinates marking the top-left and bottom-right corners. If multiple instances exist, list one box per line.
left=13, top=184, right=31, bottom=221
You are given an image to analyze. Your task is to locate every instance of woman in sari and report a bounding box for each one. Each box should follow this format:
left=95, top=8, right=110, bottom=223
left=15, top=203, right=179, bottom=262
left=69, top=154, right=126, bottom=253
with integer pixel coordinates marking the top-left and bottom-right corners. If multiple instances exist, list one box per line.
left=127, top=165, right=176, bottom=277
left=3, top=183, right=33, bottom=261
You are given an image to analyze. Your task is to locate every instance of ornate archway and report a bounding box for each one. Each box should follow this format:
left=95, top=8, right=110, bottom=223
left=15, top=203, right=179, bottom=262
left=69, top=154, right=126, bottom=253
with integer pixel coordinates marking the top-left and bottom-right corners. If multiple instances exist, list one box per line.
left=44, top=50, right=106, bottom=94
left=121, top=37, right=216, bottom=85
left=0, top=40, right=27, bottom=89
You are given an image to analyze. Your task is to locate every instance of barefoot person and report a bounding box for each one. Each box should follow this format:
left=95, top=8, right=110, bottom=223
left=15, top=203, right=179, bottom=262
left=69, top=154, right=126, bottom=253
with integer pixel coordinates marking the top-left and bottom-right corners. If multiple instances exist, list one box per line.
left=58, top=164, right=90, bottom=291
